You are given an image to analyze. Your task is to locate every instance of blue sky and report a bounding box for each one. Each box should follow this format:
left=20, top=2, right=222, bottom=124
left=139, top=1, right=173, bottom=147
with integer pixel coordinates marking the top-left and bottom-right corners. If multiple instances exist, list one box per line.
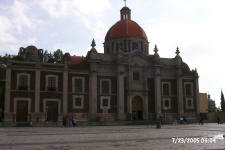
left=0, top=0, right=224, bottom=107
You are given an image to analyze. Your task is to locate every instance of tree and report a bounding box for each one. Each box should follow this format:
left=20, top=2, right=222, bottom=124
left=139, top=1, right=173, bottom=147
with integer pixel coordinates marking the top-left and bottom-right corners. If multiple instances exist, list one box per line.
left=221, top=90, right=225, bottom=112
left=47, top=52, right=55, bottom=63
left=53, top=49, right=63, bottom=63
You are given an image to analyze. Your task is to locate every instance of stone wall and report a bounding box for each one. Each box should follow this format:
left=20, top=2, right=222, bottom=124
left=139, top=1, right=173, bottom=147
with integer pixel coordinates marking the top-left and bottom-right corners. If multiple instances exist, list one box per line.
left=207, top=112, right=225, bottom=123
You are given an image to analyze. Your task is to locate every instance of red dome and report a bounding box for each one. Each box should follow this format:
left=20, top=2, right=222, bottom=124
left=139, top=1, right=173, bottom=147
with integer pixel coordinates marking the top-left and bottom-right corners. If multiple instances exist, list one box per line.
left=105, top=20, right=148, bottom=41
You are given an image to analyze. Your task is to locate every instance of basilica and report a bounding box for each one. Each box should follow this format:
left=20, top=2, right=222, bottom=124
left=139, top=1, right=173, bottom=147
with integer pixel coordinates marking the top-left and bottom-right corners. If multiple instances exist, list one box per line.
left=1, top=5, right=200, bottom=125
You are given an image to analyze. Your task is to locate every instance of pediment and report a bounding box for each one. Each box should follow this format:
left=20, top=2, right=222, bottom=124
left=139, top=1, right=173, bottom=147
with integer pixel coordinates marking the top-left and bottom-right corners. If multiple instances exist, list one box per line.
left=128, top=53, right=149, bottom=66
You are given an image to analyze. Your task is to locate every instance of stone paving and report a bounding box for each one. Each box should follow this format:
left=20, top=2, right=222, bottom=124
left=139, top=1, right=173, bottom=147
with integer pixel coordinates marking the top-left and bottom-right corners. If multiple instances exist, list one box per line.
left=0, top=123, right=224, bottom=150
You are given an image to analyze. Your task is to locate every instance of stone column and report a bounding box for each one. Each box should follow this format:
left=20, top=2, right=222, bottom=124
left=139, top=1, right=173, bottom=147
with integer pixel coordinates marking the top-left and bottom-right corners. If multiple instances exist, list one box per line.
left=35, top=69, right=40, bottom=113
left=63, top=71, right=68, bottom=114
left=127, top=95, right=132, bottom=120
left=177, top=74, right=184, bottom=116
left=4, top=68, right=11, bottom=114
left=117, top=74, right=125, bottom=120
left=89, top=71, right=97, bottom=120
left=154, top=67, right=161, bottom=119
left=195, top=77, right=200, bottom=114
left=143, top=95, right=149, bottom=120
left=143, top=69, right=148, bottom=120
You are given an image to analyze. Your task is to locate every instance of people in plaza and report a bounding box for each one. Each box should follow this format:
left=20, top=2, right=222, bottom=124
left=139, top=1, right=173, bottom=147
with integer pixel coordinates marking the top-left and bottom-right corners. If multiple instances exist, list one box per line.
left=179, top=117, right=183, bottom=124
left=66, top=116, right=69, bottom=127
left=199, top=117, right=204, bottom=125
left=63, top=116, right=66, bottom=127
left=173, top=119, right=178, bottom=125
left=183, top=117, right=188, bottom=124
left=159, top=116, right=164, bottom=124
left=217, top=117, right=221, bottom=124
left=69, top=117, right=73, bottom=127
left=72, top=118, right=77, bottom=126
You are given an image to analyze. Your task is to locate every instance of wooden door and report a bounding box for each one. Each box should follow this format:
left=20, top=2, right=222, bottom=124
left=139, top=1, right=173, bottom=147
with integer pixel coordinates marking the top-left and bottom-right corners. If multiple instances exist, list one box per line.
left=16, top=101, right=28, bottom=122
left=132, top=97, right=143, bottom=120
left=46, top=101, right=58, bottom=121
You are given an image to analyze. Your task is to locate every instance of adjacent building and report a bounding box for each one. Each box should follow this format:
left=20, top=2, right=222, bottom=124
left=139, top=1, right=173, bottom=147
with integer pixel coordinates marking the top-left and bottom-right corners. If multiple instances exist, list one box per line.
left=3, top=6, right=200, bottom=125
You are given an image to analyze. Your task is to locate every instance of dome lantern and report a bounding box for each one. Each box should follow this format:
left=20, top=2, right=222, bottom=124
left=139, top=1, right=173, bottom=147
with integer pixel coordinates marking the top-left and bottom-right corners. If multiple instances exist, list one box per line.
left=104, top=6, right=149, bottom=55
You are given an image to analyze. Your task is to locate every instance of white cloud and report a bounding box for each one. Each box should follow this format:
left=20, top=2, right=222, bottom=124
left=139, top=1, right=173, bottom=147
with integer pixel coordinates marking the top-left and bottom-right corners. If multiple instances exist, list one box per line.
left=36, top=0, right=112, bottom=52
left=0, top=0, right=40, bottom=54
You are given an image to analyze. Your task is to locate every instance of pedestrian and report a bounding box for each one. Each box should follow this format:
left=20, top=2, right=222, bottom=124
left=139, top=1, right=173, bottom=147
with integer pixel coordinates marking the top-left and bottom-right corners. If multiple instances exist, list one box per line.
left=72, top=117, right=77, bottom=126
left=199, top=117, right=204, bottom=125
left=69, top=117, right=73, bottom=127
left=63, top=116, right=66, bottom=127
left=217, top=117, right=221, bottom=124
left=180, top=117, right=183, bottom=124
left=66, top=116, right=69, bottom=127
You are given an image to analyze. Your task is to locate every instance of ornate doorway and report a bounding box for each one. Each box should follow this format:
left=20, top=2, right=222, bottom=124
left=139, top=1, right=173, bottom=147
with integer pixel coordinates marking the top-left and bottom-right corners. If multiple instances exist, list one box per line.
left=16, top=101, right=28, bottom=122
left=46, top=101, right=58, bottom=122
left=132, top=96, right=143, bottom=120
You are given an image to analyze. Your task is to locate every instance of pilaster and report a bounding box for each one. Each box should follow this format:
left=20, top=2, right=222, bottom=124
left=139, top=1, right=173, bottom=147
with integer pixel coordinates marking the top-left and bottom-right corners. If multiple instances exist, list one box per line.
left=4, top=68, right=11, bottom=113
left=195, top=77, right=200, bottom=114
left=63, top=70, right=68, bottom=114
left=117, top=73, right=125, bottom=120
left=154, top=67, right=161, bottom=119
left=35, top=69, right=40, bottom=113
left=88, top=71, right=97, bottom=120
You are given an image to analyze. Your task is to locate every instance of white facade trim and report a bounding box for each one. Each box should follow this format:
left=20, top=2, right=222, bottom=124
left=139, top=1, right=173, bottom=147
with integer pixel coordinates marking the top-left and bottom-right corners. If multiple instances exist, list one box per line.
left=43, top=99, right=61, bottom=113
left=72, top=95, right=84, bottom=109
left=14, top=98, right=32, bottom=114
left=100, top=79, right=111, bottom=95
left=184, top=82, right=193, bottom=97
left=72, top=76, right=85, bottom=93
left=100, top=96, right=111, bottom=110
left=45, top=75, right=58, bottom=91
left=185, top=98, right=194, bottom=109
left=16, top=73, right=31, bottom=90
left=162, top=98, right=171, bottom=110
left=161, top=82, right=171, bottom=97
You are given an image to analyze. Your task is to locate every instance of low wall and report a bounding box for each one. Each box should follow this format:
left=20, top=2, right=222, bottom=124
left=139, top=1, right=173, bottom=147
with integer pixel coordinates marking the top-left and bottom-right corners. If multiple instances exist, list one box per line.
left=207, top=112, right=225, bottom=123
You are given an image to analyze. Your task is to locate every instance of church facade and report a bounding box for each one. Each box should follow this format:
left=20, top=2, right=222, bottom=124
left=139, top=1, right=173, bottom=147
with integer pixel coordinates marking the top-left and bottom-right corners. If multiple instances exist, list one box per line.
left=2, top=6, right=200, bottom=125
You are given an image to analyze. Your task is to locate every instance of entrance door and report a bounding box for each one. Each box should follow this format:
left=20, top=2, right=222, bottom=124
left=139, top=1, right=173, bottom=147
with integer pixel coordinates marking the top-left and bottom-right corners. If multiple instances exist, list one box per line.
left=16, top=101, right=28, bottom=122
left=46, top=101, right=58, bottom=122
left=132, top=96, right=143, bottom=120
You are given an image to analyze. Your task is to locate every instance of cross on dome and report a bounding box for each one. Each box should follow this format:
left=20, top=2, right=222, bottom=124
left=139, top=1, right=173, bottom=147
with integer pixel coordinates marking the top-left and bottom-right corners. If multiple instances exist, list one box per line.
left=124, top=0, right=127, bottom=6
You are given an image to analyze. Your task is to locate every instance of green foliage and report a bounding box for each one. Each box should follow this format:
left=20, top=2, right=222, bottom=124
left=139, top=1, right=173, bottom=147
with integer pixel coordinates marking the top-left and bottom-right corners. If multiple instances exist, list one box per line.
left=0, top=49, right=64, bottom=64
left=53, top=49, right=63, bottom=63
left=221, top=90, right=225, bottom=112
left=0, top=54, right=12, bottom=64
left=11, top=55, right=26, bottom=61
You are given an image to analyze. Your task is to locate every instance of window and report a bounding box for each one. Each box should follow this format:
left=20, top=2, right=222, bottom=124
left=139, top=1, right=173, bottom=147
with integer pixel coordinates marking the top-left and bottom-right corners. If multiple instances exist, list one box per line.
left=75, top=78, right=83, bottom=93
left=185, top=83, right=193, bottom=96
left=100, top=96, right=110, bottom=110
left=18, top=75, right=28, bottom=90
left=187, top=99, right=192, bottom=107
left=72, top=77, right=85, bottom=93
left=163, top=98, right=171, bottom=110
left=133, top=72, right=140, bottom=80
left=75, top=97, right=82, bottom=106
left=186, top=98, right=193, bottom=109
left=73, top=95, right=84, bottom=109
left=162, top=82, right=170, bottom=96
left=48, top=76, right=56, bottom=91
left=46, top=75, right=58, bottom=91
left=165, top=100, right=169, bottom=107
left=103, top=98, right=109, bottom=107
left=101, top=79, right=110, bottom=94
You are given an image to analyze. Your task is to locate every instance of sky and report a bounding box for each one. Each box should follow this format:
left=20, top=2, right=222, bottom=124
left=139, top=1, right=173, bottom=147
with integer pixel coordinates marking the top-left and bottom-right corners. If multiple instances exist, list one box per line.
left=0, top=0, right=224, bottom=107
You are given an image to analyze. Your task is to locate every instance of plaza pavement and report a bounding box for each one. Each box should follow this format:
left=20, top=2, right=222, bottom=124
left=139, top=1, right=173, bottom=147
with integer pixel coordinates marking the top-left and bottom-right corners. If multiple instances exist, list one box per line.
left=0, top=123, right=224, bottom=150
